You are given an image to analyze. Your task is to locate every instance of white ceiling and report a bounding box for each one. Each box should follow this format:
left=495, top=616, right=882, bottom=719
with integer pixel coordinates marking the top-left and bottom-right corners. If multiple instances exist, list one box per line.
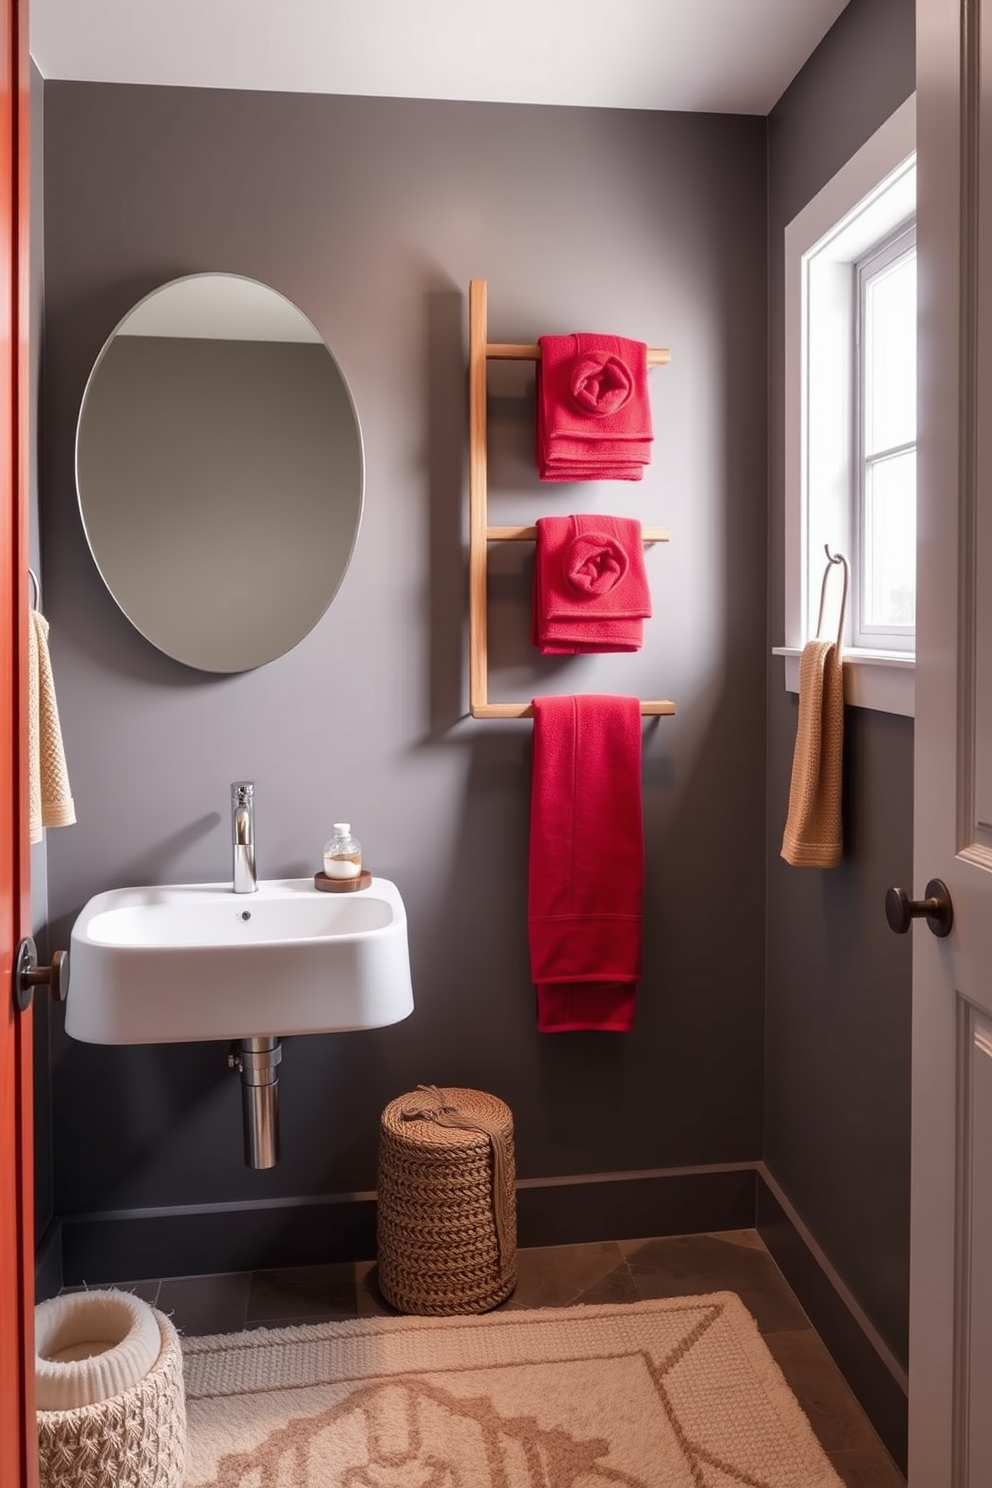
left=30, top=0, right=853, bottom=116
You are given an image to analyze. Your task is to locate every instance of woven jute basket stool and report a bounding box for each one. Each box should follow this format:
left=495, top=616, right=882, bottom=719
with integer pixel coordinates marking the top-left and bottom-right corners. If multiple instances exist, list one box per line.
left=36, top=1303, right=186, bottom=1488
left=377, top=1084, right=517, bottom=1314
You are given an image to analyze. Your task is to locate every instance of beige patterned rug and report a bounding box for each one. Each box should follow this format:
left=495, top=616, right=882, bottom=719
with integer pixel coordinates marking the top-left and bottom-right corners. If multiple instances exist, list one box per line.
left=181, top=1292, right=843, bottom=1487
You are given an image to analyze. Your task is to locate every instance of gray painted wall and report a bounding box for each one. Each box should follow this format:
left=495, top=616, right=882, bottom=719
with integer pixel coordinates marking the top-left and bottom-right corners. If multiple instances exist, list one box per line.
left=765, top=0, right=915, bottom=1364
left=41, top=86, right=767, bottom=1234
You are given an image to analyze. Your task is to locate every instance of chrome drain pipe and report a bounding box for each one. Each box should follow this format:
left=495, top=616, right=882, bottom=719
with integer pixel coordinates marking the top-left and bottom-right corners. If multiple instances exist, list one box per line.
left=228, top=1037, right=282, bottom=1168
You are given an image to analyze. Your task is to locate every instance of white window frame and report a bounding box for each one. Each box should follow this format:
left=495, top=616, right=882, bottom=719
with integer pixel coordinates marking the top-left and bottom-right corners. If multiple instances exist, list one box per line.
left=775, top=95, right=917, bottom=717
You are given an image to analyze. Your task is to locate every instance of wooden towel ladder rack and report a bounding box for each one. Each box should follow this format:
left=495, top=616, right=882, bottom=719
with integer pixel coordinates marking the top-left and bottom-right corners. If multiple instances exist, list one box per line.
left=467, top=278, right=677, bottom=719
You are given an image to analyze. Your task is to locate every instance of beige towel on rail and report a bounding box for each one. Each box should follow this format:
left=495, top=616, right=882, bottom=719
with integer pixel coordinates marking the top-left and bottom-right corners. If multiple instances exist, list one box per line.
left=781, top=639, right=843, bottom=868
left=28, top=608, right=75, bottom=846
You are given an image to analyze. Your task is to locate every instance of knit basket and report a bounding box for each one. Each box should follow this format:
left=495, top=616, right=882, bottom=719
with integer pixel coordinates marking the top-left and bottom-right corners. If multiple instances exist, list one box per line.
left=377, top=1085, right=517, bottom=1314
left=37, top=1308, right=186, bottom=1488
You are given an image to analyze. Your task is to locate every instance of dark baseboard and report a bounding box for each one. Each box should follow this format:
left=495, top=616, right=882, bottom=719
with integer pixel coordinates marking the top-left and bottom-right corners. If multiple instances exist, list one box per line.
left=34, top=1217, right=62, bottom=1302
left=756, top=1168, right=908, bottom=1473
left=516, top=1165, right=757, bottom=1247
left=62, top=1197, right=379, bottom=1287
left=61, top=1163, right=757, bottom=1286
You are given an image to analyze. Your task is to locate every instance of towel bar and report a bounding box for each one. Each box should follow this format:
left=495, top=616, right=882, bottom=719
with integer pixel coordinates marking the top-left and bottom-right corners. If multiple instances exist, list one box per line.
left=486, top=341, right=671, bottom=366
left=486, top=524, right=670, bottom=543
left=472, top=700, right=676, bottom=720
left=468, top=279, right=676, bottom=721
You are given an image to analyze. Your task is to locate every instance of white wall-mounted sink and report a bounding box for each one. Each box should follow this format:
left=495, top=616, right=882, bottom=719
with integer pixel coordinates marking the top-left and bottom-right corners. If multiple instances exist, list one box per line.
left=67, top=877, right=414, bottom=1044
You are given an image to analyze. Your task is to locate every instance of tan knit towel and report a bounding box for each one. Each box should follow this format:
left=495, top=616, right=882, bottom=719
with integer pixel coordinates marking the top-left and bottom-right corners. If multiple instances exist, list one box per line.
left=28, top=608, right=75, bottom=846
left=781, top=639, right=844, bottom=868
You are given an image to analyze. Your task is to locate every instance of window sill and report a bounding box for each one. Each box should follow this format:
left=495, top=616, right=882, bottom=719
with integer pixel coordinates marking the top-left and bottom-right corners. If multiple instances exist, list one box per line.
left=772, top=646, right=914, bottom=718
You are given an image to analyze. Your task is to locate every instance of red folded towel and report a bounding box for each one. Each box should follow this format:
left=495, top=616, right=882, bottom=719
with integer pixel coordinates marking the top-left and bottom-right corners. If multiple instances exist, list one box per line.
left=537, top=333, right=653, bottom=482
left=538, top=459, right=647, bottom=483
left=528, top=694, right=644, bottom=1032
left=532, top=514, right=651, bottom=654
left=541, top=334, right=653, bottom=438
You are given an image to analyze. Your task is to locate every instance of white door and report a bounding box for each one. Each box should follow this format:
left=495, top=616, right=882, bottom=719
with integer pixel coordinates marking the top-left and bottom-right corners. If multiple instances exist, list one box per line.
left=911, top=1, right=992, bottom=1482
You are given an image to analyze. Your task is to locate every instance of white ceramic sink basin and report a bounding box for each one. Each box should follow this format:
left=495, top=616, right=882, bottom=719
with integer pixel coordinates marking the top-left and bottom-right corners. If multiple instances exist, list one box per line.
left=67, top=877, right=414, bottom=1044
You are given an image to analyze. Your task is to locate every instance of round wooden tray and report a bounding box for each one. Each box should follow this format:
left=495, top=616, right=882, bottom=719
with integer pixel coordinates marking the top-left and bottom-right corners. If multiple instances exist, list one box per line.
left=314, top=869, right=372, bottom=893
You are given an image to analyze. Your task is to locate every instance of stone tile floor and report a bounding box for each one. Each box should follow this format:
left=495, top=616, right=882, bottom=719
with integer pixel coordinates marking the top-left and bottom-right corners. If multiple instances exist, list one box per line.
left=67, top=1228, right=905, bottom=1486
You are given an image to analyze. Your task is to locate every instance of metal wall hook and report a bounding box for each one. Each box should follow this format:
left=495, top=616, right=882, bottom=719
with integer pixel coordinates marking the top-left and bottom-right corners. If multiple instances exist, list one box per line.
left=816, top=545, right=849, bottom=646
left=28, top=565, right=40, bottom=610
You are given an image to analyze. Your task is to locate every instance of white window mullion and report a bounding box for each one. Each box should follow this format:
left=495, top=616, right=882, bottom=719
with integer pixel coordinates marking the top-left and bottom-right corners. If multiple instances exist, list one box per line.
left=855, top=224, right=917, bottom=650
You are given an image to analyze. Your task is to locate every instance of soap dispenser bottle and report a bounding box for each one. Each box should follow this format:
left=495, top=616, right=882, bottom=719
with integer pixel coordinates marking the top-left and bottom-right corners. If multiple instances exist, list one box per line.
left=323, top=823, right=362, bottom=879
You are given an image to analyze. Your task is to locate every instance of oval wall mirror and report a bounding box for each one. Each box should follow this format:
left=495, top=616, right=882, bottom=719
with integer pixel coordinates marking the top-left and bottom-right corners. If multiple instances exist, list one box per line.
left=76, top=273, right=364, bottom=672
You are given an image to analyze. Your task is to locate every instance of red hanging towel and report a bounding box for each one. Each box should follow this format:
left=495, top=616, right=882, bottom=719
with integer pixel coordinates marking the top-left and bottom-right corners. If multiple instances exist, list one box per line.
left=528, top=694, right=644, bottom=1032
left=531, top=514, right=651, bottom=654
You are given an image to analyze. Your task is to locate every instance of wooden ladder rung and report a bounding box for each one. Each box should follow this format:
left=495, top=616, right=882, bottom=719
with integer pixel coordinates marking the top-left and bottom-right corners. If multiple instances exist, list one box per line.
left=472, top=700, right=677, bottom=720
left=486, top=341, right=671, bottom=365
left=487, top=525, right=670, bottom=543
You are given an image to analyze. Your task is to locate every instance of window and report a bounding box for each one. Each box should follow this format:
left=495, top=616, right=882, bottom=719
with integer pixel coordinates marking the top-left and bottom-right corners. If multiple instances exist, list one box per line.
left=777, top=96, right=917, bottom=716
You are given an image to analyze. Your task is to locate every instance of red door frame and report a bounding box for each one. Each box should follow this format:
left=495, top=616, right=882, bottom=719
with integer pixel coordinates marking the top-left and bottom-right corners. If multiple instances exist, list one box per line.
left=0, top=0, right=35, bottom=1482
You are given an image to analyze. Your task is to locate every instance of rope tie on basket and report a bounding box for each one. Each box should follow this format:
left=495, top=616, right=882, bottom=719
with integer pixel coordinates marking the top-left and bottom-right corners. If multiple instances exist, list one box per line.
left=400, top=1085, right=513, bottom=1264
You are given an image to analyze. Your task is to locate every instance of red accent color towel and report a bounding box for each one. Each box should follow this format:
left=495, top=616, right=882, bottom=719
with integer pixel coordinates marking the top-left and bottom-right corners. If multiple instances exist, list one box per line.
left=532, top=515, right=651, bottom=654
left=528, top=694, right=643, bottom=1032
left=537, top=333, right=653, bottom=482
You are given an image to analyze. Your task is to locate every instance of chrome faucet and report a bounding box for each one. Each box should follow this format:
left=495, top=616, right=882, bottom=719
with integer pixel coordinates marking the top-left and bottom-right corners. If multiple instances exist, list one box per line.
left=232, top=782, right=257, bottom=894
